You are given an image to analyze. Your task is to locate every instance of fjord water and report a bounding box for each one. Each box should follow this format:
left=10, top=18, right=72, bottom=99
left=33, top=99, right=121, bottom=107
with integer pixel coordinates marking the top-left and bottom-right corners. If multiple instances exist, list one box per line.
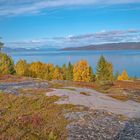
left=7, top=50, right=140, bottom=77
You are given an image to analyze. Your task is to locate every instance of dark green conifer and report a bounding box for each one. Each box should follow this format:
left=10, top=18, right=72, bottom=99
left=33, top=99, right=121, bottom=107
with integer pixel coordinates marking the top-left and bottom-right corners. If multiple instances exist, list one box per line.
left=66, top=62, right=73, bottom=80
left=96, top=55, right=113, bottom=81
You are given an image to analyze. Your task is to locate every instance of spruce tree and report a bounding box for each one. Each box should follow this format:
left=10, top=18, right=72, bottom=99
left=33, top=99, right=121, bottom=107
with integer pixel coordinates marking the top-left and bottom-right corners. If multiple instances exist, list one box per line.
left=62, top=64, right=67, bottom=80
left=66, top=62, right=73, bottom=80
left=105, top=62, right=114, bottom=81
left=96, top=55, right=113, bottom=81
left=96, top=55, right=107, bottom=80
left=89, top=66, right=95, bottom=82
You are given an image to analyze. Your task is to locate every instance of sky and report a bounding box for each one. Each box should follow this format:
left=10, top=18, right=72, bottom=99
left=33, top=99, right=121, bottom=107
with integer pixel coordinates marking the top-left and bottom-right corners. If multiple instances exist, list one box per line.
left=0, top=0, right=140, bottom=48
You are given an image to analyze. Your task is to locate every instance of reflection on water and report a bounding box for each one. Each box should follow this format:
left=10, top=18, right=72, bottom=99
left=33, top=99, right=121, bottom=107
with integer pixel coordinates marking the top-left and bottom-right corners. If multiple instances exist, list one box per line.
left=6, top=50, right=140, bottom=77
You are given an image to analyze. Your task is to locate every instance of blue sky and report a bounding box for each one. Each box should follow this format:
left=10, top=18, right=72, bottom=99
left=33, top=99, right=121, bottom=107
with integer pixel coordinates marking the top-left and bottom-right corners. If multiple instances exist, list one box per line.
left=0, top=0, right=140, bottom=48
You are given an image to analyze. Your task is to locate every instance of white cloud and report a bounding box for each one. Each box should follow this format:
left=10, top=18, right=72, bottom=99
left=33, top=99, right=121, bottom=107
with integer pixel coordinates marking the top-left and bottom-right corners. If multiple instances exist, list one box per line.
left=6, top=29, right=140, bottom=48
left=0, top=0, right=140, bottom=16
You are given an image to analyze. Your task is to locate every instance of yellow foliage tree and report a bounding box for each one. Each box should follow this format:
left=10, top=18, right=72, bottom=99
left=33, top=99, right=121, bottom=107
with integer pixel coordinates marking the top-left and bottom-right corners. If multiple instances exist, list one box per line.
left=118, top=70, right=129, bottom=81
left=15, top=59, right=29, bottom=76
left=0, top=53, right=15, bottom=74
left=29, top=62, right=54, bottom=80
left=73, top=60, right=91, bottom=82
left=52, top=66, right=63, bottom=80
left=42, top=63, right=54, bottom=80
left=29, top=62, right=44, bottom=78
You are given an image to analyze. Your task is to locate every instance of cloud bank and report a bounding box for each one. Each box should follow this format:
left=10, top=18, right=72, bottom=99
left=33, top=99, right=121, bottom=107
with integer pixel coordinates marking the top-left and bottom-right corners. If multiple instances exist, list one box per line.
left=6, top=29, right=140, bottom=48
left=0, top=0, right=140, bottom=16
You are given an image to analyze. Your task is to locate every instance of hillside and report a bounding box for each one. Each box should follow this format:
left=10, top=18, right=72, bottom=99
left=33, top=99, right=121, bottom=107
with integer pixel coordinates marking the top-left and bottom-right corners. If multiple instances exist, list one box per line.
left=62, top=42, right=140, bottom=51
left=1, top=75, right=140, bottom=139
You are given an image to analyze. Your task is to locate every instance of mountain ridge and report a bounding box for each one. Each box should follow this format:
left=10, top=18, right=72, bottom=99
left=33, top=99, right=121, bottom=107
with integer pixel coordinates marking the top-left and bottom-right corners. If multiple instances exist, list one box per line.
left=62, top=42, right=140, bottom=51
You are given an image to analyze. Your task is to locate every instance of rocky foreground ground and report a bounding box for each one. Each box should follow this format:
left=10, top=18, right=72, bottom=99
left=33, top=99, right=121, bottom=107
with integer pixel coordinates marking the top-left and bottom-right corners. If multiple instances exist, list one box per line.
left=47, top=87, right=140, bottom=140
left=0, top=76, right=140, bottom=140
left=66, top=110, right=140, bottom=140
left=46, top=87, right=140, bottom=118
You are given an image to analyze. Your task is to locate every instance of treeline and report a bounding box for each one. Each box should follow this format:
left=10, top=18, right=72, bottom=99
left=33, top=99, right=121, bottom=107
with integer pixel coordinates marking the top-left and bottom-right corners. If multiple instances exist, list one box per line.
left=0, top=53, right=130, bottom=82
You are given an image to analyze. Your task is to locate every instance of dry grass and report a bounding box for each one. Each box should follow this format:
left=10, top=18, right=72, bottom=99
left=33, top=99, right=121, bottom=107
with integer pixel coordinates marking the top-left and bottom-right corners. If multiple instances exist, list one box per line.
left=49, top=82, right=64, bottom=89
left=0, top=75, right=32, bottom=83
left=114, top=80, right=140, bottom=90
left=109, top=94, right=129, bottom=101
left=0, top=90, right=76, bottom=140
left=19, top=88, right=53, bottom=96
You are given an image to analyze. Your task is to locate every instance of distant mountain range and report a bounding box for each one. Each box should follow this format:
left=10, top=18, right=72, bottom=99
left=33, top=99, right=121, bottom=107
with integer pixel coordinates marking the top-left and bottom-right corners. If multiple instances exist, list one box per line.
left=3, top=47, right=59, bottom=53
left=3, top=42, right=140, bottom=52
left=62, top=42, right=140, bottom=51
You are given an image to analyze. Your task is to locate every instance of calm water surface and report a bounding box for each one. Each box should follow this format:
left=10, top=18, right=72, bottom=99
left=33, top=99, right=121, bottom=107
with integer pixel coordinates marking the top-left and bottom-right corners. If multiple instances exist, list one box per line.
left=6, top=50, right=140, bottom=77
